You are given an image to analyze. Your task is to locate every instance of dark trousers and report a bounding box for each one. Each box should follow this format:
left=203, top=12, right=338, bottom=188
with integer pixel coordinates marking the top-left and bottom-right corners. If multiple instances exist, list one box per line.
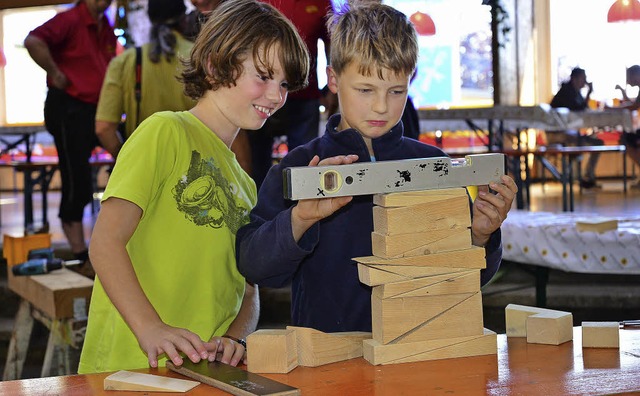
left=44, top=88, right=99, bottom=222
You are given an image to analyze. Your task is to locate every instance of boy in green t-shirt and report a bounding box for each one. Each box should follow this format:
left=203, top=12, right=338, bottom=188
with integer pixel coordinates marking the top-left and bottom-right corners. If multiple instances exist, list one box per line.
left=79, top=0, right=309, bottom=373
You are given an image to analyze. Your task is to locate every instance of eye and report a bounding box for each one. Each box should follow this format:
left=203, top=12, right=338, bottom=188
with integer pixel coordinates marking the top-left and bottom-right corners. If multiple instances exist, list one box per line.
left=257, top=74, right=269, bottom=82
left=357, top=88, right=372, bottom=93
left=390, top=89, right=406, bottom=95
left=280, top=81, right=290, bottom=90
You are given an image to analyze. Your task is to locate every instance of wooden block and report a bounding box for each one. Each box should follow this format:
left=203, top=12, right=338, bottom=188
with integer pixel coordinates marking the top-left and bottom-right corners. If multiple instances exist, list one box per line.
left=246, top=329, right=297, bottom=373
left=167, top=360, right=300, bottom=396
left=505, top=304, right=572, bottom=341
left=104, top=370, right=199, bottom=392
left=372, top=270, right=480, bottom=299
left=372, top=195, right=470, bottom=235
left=363, top=328, right=497, bottom=365
left=526, top=310, right=573, bottom=345
left=582, top=322, right=620, bottom=348
left=372, top=292, right=484, bottom=344
left=358, top=264, right=472, bottom=286
left=373, top=188, right=468, bottom=207
left=286, top=326, right=371, bottom=367
left=355, top=246, right=486, bottom=269
left=372, top=228, right=472, bottom=258
left=3, top=233, right=52, bottom=266
left=576, top=219, right=618, bottom=233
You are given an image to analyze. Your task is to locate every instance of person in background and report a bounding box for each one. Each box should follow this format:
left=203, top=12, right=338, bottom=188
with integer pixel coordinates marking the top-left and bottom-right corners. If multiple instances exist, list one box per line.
left=78, top=0, right=309, bottom=373
left=23, top=0, right=116, bottom=277
left=241, top=0, right=336, bottom=189
left=611, top=65, right=640, bottom=187
left=236, top=2, right=517, bottom=333
left=549, top=67, right=604, bottom=190
left=95, top=0, right=196, bottom=159
left=184, top=0, right=224, bottom=40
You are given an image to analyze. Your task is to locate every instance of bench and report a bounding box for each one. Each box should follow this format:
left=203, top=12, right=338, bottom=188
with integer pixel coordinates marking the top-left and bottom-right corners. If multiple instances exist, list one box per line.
left=0, top=156, right=114, bottom=234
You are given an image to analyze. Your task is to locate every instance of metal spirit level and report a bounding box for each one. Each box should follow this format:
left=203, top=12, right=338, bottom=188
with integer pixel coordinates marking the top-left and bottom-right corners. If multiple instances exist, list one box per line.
left=283, top=153, right=505, bottom=200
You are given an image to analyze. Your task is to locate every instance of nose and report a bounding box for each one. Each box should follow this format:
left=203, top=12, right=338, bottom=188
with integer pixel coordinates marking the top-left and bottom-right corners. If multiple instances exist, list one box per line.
left=372, top=93, right=388, bottom=114
left=266, top=82, right=285, bottom=106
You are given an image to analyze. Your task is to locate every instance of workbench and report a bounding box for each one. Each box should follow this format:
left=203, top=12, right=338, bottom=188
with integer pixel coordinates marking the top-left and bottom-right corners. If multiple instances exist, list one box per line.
left=0, top=327, right=638, bottom=395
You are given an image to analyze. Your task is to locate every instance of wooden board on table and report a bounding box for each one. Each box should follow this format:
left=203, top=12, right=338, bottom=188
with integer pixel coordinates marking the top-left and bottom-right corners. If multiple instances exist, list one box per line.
left=104, top=370, right=199, bottom=392
left=166, top=360, right=300, bottom=396
left=287, top=326, right=371, bottom=367
left=372, top=188, right=468, bottom=208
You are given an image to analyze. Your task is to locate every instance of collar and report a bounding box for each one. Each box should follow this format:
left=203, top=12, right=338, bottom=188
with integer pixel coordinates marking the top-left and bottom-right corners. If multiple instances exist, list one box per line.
left=325, top=114, right=405, bottom=158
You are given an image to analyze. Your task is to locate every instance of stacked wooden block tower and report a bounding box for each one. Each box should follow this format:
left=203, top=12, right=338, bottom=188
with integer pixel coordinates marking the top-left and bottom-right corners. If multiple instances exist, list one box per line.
left=355, top=188, right=497, bottom=365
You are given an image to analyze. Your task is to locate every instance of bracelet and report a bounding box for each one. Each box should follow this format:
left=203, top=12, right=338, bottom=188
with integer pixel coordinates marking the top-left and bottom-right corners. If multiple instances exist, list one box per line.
left=222, top=334, right=247, bottom=349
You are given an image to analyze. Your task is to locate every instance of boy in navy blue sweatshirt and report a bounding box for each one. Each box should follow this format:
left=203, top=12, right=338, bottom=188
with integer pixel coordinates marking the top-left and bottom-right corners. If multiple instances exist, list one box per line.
left=236, top=2, right=518, bottom=333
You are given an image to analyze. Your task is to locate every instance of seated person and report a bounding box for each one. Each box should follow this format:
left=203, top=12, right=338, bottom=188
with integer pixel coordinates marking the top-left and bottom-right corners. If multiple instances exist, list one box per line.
left=611, top=65, right=640, bottom=186
left=550, top=67, right=604, bottom=189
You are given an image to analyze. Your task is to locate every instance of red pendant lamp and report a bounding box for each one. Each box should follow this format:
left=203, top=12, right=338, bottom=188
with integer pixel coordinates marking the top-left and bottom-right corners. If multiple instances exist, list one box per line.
left=410, top=11, right=436, bottom=36
left=608, top=0, right=640, bottom=23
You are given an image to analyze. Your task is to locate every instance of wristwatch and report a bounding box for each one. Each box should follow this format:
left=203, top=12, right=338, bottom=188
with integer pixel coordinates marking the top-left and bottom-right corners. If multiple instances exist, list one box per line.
left=222, top=334, right=247, bottom=349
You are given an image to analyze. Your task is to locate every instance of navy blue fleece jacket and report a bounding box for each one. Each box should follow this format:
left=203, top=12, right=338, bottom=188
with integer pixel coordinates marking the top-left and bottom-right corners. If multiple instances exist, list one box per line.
left=236, top=114, right=502, bottom=332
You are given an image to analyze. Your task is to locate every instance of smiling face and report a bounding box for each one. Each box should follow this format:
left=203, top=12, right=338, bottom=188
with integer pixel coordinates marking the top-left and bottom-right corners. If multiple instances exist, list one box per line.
left=206, top=45, right=289, bottom=132
left=327, top=62, right=411, bottom=139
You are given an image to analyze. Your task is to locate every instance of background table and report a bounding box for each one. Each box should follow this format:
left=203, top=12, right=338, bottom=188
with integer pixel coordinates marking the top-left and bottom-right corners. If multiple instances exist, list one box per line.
left=1, top=327, right=639, bottom=395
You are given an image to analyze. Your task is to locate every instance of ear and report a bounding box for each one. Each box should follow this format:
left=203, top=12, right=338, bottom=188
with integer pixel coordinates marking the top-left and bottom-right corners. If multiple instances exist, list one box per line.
left=326, top=66, right=339, bottom=94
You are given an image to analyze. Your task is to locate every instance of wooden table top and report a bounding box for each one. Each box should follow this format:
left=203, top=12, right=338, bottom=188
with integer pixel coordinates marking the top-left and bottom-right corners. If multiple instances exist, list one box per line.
left=2, top=327, right=639, bottom=395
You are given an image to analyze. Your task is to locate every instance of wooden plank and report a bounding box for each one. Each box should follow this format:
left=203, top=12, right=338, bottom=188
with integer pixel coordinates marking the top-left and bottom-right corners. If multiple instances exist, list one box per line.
left=167, top=360, right=300, bottom=396
left=358, top=264, right=471, bottom=286
left=371, top=270, right=480, bottom=299
left=371, top=228, right=471, bottom=258
left=373, top=188, right=468, bottom=207
left=576, top=219, right=618, bottom=233
left=286, top=326, right=371, bottom=367
left=355, top=247, right=486, bottom=269
left=104, top=370, right=199, bottom=392
left=372, top=292, right=484, bottom=344
left=363, top=328, right=497, bottom=365
left=8, top=269, right=93, bottom=319
left=372, top=195, right=470, bottom=235
left=246, top=329, right=298, bottom=374
left=582, top=322, right=620, bottom=349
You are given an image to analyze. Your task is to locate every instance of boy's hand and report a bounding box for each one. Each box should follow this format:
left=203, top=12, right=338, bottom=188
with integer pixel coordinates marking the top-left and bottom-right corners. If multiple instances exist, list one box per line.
left=137, top=322, right=210, bottom=368
left=291, top=154, right=359, bottom=242
left=470, top=174, right=518, bottom=247
left=207, top=336, right=246, bottom=366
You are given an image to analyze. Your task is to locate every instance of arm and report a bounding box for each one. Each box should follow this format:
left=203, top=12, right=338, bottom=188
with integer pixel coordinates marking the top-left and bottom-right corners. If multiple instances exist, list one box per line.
left=236, top=154, right=358, bottom=286
left=23, top=34, right=68, bottom=89
left=615, top=84, right=630, bottom=102
left=209, top=282, right=259, bottom=366
left=90, top=197, right=212, bottom=368
left=95, top=120, right=123, bottom=158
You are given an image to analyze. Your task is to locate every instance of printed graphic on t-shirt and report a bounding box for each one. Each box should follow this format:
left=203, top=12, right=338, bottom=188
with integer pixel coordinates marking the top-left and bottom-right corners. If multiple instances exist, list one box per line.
left=173, top=150, right=249, bottom=233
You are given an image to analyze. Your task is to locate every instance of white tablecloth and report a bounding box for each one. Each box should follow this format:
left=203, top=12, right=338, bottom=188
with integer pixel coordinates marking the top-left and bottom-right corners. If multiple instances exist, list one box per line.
left=501, top=210, right=640, bottom=274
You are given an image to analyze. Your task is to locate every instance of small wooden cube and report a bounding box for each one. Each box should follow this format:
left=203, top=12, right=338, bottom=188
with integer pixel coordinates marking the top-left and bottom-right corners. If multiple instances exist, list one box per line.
left=247, top=329, right=298, bottom=373
left=582, top=321, right=620, bottom=348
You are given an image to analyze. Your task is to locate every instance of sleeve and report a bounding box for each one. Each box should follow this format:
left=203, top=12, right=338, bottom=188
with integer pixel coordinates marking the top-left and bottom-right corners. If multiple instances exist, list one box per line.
left=96, top=52, right=129, bottom=123
left=102, top=113, right=180, bottom=212
left=236, top=149, right=319, bottom=287
left=29, top=10, right=72, bottom=48
left=481, top=228, right=502, bottom=286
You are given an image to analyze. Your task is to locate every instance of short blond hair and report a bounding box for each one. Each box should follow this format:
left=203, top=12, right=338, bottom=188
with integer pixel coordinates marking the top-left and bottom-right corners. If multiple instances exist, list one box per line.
left=181, top=0, right=310, bottom=100
left=327, top=2, right=417, bottom=79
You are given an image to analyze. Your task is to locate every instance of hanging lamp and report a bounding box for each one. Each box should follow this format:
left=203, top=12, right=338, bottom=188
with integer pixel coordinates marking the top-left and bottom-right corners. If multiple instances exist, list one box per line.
left=410, top=11, right=436, bottom=36
left=607, top=0, right=640, bottom=23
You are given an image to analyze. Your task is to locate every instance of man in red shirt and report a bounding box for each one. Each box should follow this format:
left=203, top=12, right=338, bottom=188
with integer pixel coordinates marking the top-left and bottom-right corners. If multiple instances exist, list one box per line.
left=243, top=0, right=335, bottom=189
left=24, top=0, right=116, bottom=276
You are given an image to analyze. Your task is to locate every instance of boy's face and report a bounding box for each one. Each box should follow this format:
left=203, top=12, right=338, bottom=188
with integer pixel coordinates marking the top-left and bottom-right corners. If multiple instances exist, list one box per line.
left=327, top=62, right=411, bottom=139
left=210, top=45, right=288, bottom=131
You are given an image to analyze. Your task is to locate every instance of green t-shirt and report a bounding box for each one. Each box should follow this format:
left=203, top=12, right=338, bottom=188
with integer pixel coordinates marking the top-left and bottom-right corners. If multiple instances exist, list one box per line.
left=78, top=111, right=257, bottom=373
left=95, top=32, right=196, bottom=138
